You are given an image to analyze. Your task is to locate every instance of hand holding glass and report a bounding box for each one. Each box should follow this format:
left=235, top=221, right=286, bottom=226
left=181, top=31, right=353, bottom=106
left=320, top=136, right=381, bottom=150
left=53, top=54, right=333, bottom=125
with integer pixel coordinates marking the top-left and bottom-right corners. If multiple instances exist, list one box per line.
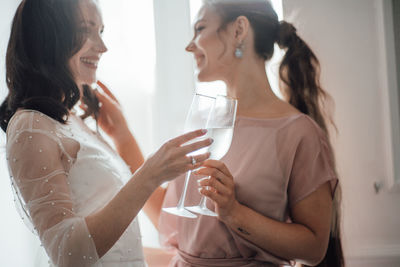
left=162, top=93, right=215, bottom=218
left=186, top=95, right=237, bottom=216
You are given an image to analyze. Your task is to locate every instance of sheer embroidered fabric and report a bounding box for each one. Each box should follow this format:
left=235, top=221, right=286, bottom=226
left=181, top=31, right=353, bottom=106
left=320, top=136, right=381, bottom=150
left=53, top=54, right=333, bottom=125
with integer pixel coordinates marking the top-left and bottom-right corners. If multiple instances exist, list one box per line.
left=6, top=110, right=145, bottom=267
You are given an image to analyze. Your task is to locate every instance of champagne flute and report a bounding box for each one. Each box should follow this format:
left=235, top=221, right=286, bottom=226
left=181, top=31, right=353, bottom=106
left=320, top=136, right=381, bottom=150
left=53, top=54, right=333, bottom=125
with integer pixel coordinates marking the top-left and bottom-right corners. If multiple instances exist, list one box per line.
left=162, top=93, right=215, bottom=218
left=186, top=95, right=237, bottom=217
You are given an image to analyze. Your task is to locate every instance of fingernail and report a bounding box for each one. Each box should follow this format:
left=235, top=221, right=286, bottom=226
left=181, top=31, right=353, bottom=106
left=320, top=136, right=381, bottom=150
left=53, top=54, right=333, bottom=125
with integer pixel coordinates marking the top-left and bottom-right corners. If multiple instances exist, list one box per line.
left=201, top=129, right=208, bottom=133
left=209, top=138, right=214, bottom=144
left=197, top=177, right=207, bottom=185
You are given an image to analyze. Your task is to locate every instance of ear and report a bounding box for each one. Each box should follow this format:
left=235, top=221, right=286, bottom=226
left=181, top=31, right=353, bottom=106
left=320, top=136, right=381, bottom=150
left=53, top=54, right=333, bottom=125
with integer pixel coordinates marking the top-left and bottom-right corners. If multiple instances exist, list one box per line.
left=234, top=16, right=250, bottom=44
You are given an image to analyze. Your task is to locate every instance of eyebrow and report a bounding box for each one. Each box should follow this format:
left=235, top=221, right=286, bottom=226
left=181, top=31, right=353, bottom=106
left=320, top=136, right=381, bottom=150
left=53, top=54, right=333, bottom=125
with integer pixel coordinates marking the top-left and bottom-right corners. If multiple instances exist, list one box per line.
left=194, top=19, right=207, bottom=27
left=81, top=20, right=103, bottom=28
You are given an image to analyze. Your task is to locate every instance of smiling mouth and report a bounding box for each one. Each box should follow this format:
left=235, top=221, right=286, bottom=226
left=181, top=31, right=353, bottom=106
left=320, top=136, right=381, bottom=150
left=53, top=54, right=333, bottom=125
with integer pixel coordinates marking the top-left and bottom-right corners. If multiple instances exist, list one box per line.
left=80, top=57, right=99, bottom=69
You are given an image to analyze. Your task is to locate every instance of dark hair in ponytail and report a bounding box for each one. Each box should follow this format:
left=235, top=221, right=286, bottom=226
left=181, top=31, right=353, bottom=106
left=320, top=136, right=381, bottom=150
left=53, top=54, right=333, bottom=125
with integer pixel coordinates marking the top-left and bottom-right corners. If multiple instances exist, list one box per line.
left=276, top=21, right=336, bottom=138
left=277, top=22, right=344, bottom=267
left=0, top=0, right=99, bottom=133
left=203, top=0, right=344, bottom=266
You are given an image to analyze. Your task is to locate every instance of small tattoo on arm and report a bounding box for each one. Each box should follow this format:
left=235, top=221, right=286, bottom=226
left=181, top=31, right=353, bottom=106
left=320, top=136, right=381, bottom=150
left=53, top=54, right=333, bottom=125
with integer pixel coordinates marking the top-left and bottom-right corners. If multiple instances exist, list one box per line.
left=237, top=227, right=250, bottom=235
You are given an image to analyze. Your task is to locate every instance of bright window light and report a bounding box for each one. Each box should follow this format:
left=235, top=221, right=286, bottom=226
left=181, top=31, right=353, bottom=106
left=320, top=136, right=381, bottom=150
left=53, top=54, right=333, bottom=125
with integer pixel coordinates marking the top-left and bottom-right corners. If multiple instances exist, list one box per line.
left=96, top=0, right=158, bottom=248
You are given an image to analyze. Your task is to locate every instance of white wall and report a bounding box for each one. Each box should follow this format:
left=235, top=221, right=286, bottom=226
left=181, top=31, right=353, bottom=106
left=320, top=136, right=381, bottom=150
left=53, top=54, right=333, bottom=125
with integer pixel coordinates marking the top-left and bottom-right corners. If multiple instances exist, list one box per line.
left=283, top=0, right=400, bottom=266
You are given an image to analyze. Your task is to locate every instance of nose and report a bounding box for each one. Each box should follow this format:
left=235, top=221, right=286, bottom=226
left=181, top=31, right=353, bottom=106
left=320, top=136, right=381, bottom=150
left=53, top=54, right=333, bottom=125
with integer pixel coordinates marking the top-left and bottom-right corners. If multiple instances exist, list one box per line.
left=185, top=40, right=195, bottom=52
left=95, top=36, right=108, bottom=54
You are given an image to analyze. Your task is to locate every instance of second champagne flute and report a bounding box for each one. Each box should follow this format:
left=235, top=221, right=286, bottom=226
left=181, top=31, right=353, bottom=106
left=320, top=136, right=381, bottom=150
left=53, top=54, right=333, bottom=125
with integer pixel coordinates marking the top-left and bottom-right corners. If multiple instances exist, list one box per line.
left=162, top=93, right=215, bottom=218
left=186, top=95, right=237, bottom=217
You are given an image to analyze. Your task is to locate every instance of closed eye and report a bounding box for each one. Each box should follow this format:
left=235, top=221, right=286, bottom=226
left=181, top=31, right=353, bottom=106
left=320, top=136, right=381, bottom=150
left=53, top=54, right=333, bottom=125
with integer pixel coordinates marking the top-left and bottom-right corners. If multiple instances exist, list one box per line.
left=195, top=26, right=205, bottom=33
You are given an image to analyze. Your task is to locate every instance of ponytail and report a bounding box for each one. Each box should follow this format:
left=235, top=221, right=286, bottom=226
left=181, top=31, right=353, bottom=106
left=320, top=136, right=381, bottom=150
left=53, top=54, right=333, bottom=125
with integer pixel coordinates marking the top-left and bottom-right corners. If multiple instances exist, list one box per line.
left=277, top=21, right=332, bottom=135
left=277, top=21, right=344, bottom=267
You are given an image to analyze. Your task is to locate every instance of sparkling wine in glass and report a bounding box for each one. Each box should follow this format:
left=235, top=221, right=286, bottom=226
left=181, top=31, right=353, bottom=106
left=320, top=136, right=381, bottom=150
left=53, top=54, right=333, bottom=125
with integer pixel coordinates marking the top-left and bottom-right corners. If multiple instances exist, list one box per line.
left=162, top=93, right=215, bottom=218
left=186, top=95, right=237, bottom=217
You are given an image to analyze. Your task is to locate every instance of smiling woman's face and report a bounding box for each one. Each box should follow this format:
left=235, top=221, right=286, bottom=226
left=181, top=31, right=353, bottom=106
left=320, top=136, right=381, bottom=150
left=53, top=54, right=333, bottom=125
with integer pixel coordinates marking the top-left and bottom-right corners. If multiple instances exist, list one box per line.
left=185, top=6, right=237, bottom=82
left=69, top=0, right=107, bottom=88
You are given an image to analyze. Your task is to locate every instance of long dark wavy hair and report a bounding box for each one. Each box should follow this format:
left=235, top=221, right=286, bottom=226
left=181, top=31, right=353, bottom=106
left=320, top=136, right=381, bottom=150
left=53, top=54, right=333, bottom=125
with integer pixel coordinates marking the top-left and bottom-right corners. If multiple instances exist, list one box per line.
left=0, top=0, right=99, bottom=133
left=203, top=0, right=344, bottom=266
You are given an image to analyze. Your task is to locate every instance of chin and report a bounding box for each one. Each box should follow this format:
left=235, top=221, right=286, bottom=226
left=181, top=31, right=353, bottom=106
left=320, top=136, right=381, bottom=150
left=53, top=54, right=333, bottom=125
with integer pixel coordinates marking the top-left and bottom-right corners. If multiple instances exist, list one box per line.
left=81, top=76, right=97, bottom=86
left=197, top=71, right=217, bottom=83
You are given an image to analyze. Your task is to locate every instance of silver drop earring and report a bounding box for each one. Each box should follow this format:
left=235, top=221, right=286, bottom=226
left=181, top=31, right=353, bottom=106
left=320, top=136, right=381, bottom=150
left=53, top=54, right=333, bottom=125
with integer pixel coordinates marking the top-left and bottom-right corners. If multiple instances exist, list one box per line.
left=235, top=47, right=243, bottom=58
left=235, top=42, right=244, bottom=58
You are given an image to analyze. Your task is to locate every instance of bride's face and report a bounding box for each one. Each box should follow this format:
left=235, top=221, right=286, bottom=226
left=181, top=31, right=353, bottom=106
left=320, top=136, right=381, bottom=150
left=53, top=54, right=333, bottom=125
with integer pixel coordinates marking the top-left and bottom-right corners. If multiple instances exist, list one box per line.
left=69, top=0, right=107, bottom=88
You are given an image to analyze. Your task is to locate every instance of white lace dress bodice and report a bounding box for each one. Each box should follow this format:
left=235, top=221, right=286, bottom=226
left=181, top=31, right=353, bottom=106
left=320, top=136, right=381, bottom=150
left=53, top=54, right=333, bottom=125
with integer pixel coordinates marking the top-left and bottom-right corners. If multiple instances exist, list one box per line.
left=6, top=109, right=146, bottom=267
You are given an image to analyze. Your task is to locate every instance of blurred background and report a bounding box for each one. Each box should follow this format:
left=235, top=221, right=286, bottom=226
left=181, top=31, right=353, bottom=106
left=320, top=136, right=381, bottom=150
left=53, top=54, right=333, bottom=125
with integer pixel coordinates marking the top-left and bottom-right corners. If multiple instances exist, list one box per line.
left=0, top=0, right=399, bottom=266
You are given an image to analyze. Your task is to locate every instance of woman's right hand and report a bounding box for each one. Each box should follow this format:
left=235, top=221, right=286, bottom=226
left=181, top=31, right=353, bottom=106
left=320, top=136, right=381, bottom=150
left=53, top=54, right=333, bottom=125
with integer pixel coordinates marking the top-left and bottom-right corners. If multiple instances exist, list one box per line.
left=138, top=129, right=212, bottom=186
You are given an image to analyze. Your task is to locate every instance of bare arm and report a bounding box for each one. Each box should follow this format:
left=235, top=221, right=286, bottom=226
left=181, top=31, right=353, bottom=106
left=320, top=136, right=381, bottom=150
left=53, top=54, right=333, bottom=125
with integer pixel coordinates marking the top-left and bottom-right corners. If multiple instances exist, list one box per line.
left=93, top=83, right=167, bottom=230
left=197, top=160, right=332, bottom=265
left=114, top=130, right=144, bottom=173
left=108, top=121, right=166, bottom=230
left=94, top=82, right=185, bottom=231
left=87, top=130, right=211, bottom=258
left=223, top=183, right=332, bottom=265
left=85, top=166, right=157, bottom=257
left=143, top=186, right=167, bottom=230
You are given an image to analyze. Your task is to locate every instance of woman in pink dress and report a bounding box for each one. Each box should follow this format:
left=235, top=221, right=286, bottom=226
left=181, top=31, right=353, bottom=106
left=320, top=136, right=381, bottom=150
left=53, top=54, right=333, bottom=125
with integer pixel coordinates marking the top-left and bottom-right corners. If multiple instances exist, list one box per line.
left=146, top=0, right=344, bottom=266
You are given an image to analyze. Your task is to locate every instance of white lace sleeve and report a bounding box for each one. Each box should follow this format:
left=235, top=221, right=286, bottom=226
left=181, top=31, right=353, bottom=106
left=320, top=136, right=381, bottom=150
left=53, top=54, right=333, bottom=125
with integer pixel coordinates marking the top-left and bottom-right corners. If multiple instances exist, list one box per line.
left=6, top=111, right=101, bottom=267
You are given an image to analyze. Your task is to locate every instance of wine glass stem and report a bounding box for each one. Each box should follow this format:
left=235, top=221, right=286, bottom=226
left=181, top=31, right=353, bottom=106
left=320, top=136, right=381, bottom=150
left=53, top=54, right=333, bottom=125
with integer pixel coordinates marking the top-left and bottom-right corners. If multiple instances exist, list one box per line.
left=177, top=170, right=192, bottom=210
left=199, top=175, right=212, bottom=209
left=199, top=195, right=208, bottom=209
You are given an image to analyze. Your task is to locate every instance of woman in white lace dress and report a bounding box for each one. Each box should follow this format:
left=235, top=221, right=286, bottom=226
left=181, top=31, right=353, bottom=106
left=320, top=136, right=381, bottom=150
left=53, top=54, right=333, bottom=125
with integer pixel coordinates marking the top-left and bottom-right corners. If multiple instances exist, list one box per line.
left=0, top=0, right=212, bottom=266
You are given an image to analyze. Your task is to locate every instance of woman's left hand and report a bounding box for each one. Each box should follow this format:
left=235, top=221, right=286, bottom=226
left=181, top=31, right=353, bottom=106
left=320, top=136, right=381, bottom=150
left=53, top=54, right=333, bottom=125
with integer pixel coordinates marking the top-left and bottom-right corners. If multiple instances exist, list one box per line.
left=85, top=81, right=130, bottom=141
left=194, top=160, right=241, bottom=223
